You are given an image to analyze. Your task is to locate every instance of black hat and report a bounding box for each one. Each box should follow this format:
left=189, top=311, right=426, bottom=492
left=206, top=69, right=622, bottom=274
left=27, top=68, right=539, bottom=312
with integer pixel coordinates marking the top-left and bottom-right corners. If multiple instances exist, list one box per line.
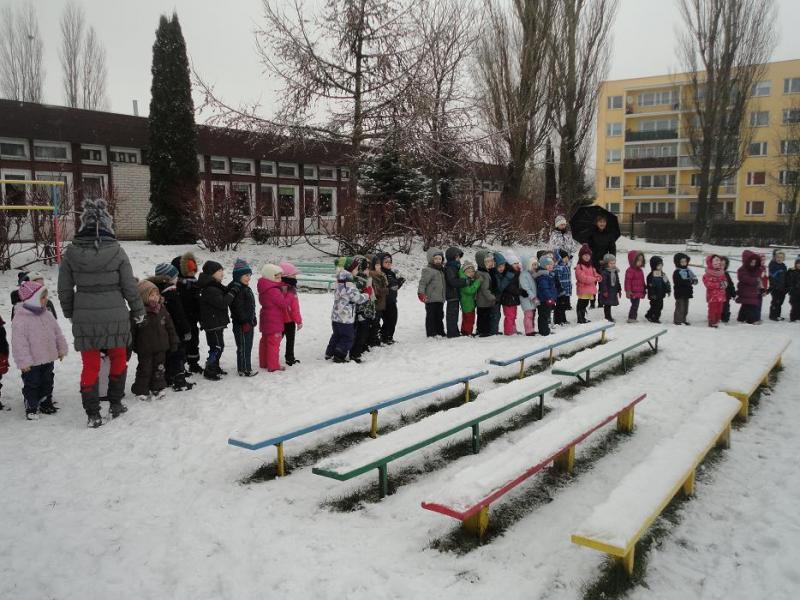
left=202, top=260, right=224, bottom=275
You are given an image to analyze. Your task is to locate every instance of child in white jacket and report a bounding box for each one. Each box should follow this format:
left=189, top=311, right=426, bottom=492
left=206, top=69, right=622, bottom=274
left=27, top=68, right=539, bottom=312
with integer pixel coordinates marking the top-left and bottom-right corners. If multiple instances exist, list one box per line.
left=519, top=257, right=539, bottom=335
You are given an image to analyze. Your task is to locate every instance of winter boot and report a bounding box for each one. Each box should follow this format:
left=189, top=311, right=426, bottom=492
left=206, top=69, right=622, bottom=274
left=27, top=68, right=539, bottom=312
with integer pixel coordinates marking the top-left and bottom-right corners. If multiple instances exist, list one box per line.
left=87, top=413, right=103, bottom=428
left=26, top=410, right=39, bottom=421
left=204, top=362, right=221, bottom=381
left=39, top=399, right=58, bottom=414
left=110, top=404, right=128, bottom=418
left=81, top=381, right=102, bottom=422
left=188, top=361, right=204, bottom=375
left=107, top=370, right=128, bottom=420
left=171, top=372, right=195, bottom=391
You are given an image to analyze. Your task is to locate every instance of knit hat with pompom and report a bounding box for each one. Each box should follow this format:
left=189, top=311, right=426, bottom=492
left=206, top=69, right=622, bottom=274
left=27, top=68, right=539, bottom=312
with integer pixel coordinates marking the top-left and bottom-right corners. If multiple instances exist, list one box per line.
left=80, top=198, right=114, bottom=235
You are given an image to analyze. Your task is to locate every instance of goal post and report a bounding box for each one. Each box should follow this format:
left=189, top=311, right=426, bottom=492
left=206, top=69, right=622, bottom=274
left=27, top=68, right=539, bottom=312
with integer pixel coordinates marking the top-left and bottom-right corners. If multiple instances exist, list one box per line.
left=0, top=179, right=65, bottom=264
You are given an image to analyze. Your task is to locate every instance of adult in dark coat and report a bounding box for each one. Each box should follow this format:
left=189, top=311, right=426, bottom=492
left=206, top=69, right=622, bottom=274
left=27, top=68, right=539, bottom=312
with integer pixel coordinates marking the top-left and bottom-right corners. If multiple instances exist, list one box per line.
left=171, top=251, right=202, bottom=373
left=585, top=215, right=617, bottom=307
left=57, top=198, right=144, bottom=427
left=444, top=246, right=467, bottom=338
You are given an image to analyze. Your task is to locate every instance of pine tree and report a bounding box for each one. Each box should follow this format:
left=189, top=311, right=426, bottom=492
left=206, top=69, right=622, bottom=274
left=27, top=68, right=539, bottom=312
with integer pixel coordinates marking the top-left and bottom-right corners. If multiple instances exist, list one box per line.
left=544, top=138, right=557, bottom=209
left=146, top=13, right=199, bottom=244
left=359, top=143, right=432, bottom=208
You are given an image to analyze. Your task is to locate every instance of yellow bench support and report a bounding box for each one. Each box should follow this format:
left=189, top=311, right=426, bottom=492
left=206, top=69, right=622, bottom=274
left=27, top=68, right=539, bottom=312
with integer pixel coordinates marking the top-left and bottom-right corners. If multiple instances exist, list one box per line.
left=370, top=410, right=379, bottom=439
left=276, top=442, right=285, bottom=477
left=553, top=446, right=575, bottom=474
left=616, top=406, right=635, bottom=433
left=723, top=352, right=783, bottom=422
left=463, top=506, right=489, bottom=539
left=464, top=380, right=471, bottom=404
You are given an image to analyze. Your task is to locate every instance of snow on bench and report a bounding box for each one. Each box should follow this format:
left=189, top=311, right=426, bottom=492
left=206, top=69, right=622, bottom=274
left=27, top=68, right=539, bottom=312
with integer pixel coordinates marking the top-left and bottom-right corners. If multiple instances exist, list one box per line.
left=488, top=322, right=614, bottom=378
left=720, top=335, right=790, bottom=421
left=296, top=273, right=337, bottom=291
left=571, top=392, right=740, bottom=576
left=551, top=328, right=667, bottom=384
left=227, top=368, right=489, bottom=476
left=312, top=374, right=562, bottom=498
left=421, top=391, right=647, bottom=538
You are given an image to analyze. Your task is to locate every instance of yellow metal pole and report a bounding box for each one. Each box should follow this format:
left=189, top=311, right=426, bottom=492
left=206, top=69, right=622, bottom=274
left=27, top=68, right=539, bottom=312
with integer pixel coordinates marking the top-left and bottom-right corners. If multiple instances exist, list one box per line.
left=553, top=445, right=576, bottom=474
left=616, top=407, right=635, bottom=433
left=682, top=469, right=696, bottom=496
left=464, top=380, right=471, bottom=404
left=462, top=506, right=489, bottom=540
left=276, top=443, right=285, bottom=477
left=618, top=547, right=635, bottom=577
left=369, top=410, right=379, bottom=439
left=518, top=358, right=525, bottom=379
left=600, top=329, right=607, bottom=343
left=548, top=348, right=555, bottom=365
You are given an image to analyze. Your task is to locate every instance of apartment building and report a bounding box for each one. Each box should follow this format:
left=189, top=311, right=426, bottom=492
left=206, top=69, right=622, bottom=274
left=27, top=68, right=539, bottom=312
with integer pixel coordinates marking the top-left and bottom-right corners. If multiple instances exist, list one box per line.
left=595, top=58, right=800, bottom=224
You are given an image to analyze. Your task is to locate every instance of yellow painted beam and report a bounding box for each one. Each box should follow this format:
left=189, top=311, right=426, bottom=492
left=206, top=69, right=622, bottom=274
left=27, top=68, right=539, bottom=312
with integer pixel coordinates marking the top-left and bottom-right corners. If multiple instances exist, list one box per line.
left=519, top=358, right=526, bottom=380
left=717, top=424, right=731, bottom=449
left=369, top=410, right=379, bottom=439
left=617, top=406, right=635, bottom=433
left=618, top=547, right=635, bottom=576
left=682, top=469, right=696, bottom=496
left=464, top=380, right=471, bottom=404
left=571, top=534, right=627, bottom=557
left=276, top=442, right=285, bottom=477
left=0, top=205, right=55, bottom=211
left=553, top=445, right=576, bottom=474
left=463, top=506, right=489, bottom=540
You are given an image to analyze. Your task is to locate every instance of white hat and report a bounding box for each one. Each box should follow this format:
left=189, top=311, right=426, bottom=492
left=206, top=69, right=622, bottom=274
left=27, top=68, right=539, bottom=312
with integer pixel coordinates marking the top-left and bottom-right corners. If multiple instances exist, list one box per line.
left=504, top=252, right=521, bottom=265
left=555, top=215, right=567, bottom=227
left=261, top=263, right=282, bottom=281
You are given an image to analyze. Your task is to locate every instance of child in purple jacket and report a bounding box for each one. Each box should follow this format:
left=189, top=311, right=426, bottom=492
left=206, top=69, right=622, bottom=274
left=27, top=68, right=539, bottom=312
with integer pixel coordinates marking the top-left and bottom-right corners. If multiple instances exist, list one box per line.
left=11, top=282, right=68, bottom=420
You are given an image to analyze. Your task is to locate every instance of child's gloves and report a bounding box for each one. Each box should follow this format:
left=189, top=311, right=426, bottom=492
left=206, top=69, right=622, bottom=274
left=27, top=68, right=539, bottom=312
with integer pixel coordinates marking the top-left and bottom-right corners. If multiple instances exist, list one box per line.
left=134, top=314, right=146, bottom=327
left=0, top=354, right=8, bottom=375
left=397, top=277, right=406, bottom=288
left=625, top=291, right=632, bottom=299
left=418, top=293, right=427, bottom=303
left=242, top=323, right=252, bottom=333
left=519, top=289, right=528, bottom=297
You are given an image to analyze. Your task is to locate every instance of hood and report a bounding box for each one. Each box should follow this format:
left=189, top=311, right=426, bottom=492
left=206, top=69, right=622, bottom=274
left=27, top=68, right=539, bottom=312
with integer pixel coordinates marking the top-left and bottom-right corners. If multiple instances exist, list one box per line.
left=66, top=237, right=123, bottom=272
left=741, top=250, right=762, bottom=271
left=175, top=251, right=198, bottom=278
left=475, top=250, right=488, bottom=271
left=650, top=255, right=663, bottom=270
left=577, top=244, right=592, bottom=266
left=445, top=246, right=463, bottom=262
left=138, top=279, right=159, bottom=305
left=505, top=252, right=521, bottom=266
left=426, top=247, right=444, bottom=266
left=628, top=250, right=644, bottom=268
left=705, top=255, right=722, bottom=270
left=261, top=263, right=283, bottom=281
left=197, top=272, right=219, bottom=289
left=258, top=277, right=284, bottom=292
left=279, top=261, right=299, bottom=277
left=673, top=252, right=690, bottom=267
left=527, top=256, right=539, bottom=271
left=493, top=252, right=507, bottom=267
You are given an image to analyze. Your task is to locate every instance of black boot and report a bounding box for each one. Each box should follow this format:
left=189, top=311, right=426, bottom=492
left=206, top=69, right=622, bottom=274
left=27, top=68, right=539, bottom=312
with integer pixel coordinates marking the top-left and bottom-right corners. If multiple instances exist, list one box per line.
left=108, top=369, right=129, bottom=419
left=81, top=381, right=102, bottom=424
left=204, top=362, right=221, bottom=381
left=39, top=399, right=59, bottom=414
left=171, top=372, right=195, bottom=391
left=188, top=361, right=204, bottom=374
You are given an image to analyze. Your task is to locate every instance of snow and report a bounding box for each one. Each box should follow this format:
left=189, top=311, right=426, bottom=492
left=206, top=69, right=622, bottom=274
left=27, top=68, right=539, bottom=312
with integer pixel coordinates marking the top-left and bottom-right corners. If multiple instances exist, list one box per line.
left=719, top=335, right=791, bottom=395
left=315, top=374, right=562, bottom=476
left=550, top=326, right=667, bottom=375
left=0, top=235, right=798, bottom=599
left=572, top=392, right=741, bottom=552
left=487, top=321, right=613, bottom=366
left=421, top=389, right=647, bottom=516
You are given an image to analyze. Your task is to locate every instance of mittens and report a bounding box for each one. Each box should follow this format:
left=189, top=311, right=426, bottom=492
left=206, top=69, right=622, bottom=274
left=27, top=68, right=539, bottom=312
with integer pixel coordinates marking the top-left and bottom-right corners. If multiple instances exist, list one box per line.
left=0, top=354, right=8, bottom=375
left=418, top=293, right=427, bottom=303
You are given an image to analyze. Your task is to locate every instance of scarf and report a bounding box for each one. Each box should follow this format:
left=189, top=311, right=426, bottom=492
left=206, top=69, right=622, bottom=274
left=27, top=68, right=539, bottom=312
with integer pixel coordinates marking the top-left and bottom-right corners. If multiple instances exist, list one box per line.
left=705, top=263, right=725, bottom=279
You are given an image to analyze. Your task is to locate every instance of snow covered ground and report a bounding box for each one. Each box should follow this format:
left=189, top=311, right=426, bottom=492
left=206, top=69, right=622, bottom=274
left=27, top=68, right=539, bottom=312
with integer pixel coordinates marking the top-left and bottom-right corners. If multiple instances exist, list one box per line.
left=0, top=237, right=797, bottom=600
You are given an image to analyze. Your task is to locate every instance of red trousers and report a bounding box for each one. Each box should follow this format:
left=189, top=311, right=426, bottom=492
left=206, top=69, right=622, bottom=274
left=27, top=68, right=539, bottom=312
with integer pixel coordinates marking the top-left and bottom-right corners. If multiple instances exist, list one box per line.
left=80, top=347, right=127, bottom=390
left=708, top=301, right=724, bottom=326
left=259, top=333, right=283, bottom=371
left=461, top=311, right=475, bottom=336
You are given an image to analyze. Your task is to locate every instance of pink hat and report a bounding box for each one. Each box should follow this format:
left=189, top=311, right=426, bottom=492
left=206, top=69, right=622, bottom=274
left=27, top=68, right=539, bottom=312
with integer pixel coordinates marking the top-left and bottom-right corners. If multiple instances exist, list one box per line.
left=18, top=280, right=43, bottom=302
left=280, top=261, right=299, bottom=277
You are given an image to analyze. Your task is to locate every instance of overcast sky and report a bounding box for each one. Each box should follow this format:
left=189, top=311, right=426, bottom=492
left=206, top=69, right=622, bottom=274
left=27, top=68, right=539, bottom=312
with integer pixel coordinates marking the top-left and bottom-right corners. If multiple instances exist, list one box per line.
left=4, top=0, right=800, bottom=119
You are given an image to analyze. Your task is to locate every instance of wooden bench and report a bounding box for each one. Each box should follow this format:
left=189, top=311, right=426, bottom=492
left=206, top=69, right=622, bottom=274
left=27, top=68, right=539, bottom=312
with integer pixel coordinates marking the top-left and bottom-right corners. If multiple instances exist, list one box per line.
left=571, top=392, right=740, bottom=576
left=685, top=240, right=703, bottom=253
left=312, top=374, right=562, bottom=498
left=421, top=391, right=648, bottom=539
left=488, top=322, right=614, bottom=379
left=295, top=273, right=337, bottom=291
left=551, top=329, right=667, bottom=385
left=720, top=336, right=790, bottom=421
left=227, top=369, right=489, bottom=476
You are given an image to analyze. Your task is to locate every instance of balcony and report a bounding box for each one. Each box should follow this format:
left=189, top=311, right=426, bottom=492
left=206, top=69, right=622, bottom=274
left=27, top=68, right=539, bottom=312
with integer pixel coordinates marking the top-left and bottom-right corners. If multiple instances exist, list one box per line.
left=625, top=129, right=679, bottom=142
left=624, top=185, right=678, bottom=197
left=623, top=156, right=678, bottom=170
left=675, top=184, right=737, bottom=197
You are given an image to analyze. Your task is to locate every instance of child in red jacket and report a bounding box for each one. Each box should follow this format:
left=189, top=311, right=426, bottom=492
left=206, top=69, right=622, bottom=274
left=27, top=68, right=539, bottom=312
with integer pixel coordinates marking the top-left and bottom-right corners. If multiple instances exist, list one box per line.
left=624, top=250, right=646, bottom=322
left=703, top=254, right=728, bottom=327
left=280, top=261, right=303, bottom=366
left=258, top=264, right=290, bottom=372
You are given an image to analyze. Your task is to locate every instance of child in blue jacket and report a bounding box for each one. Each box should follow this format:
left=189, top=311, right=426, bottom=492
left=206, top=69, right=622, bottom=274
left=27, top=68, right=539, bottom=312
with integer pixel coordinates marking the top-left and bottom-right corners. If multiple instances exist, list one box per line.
left=553, top=249, right=573, bottom=325
left=535, top=256, right=558, bottom=336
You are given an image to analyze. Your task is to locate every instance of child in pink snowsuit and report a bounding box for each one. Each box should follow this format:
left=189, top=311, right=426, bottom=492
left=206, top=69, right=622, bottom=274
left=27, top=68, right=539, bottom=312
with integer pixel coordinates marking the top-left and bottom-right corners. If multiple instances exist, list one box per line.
left=574, top=244, right=602, bottom=324
left=624, top=250, right=647, bottom=322
left=703, top=254, right=728, bottom=327
left=258, top=264, right=289, bottom=372
left=279, top=261, right=303, bottom=366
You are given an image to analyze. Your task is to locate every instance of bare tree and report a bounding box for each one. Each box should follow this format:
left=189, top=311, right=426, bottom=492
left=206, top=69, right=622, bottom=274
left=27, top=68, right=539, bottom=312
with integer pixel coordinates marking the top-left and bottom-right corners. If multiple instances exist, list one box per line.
left=81, top=26, right=108, bottom=110
left=678, top=0, right=776, bottom=242
left=0, top=2, right=44, bottom=103
left=59, top=1, right=84, bottom=107
left=769, top=101, right=800, bottom=243
left=550, top=0, right=618, bottom=216
left=474, top=0, right=555, bottom=200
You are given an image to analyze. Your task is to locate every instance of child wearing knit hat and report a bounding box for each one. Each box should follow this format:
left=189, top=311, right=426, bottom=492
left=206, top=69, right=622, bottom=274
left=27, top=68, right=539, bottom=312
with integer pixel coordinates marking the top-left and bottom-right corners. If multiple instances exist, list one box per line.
left=230, top=258, right=258, bottom=376
left=149, top=263, right=194, bottom=392
left=11, top=281, right=68, bottom=419
left=130, top=280, right=179, bottom=400
left=198, top=260, right=240, bottom=379
left=535, top=256, right=558, bottom=336
left=279, top=262, right=303, bottom=366
left=598, top=254, right=622, bottom=322
left=257, top=263, right=290, bottom=371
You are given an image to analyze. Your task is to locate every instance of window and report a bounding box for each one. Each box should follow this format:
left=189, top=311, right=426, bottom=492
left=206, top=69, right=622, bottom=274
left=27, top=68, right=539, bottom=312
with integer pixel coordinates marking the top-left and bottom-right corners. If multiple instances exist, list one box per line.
left=318, top=166, right=336, bottom=180
left=636, top=174, right=675, bottom=188
left=780, top=170, right=799, bottom=185
left=749, top=111, right=769, bottom=127
left=0, top=138, right=27, bottom=159
left=81, top=175, right=106, bottom=198
left=783, top=108, right=800, bottom=124
left=278, top=185, right=297, bottom=217
left=80, top=145, right=105, bottom=164
left=318, top=187, right=336, bottom=216
left=210, top=157, right=228, bottom=173
left=605, top=176, right=620, bottom=189
left=109, top=148, right=139, bottom=164
left=198, top=155, right=205, bottom=173
left=607, top=95, right=623, bottom=109
left=231, top=159, right=254, bottom=174
left=258, top=184, right=275, bottom=220
left=745, top=201, right=765, bottom=215
left=606, top=148, right=621, bottom=163
left=784, top=77, right=800, bottom=94
left=341, top=167, right=350, bottom=181
left=751, top=81, right=771, bottom=97
left=637, top=90, right=676, bottom=106
left=0, top=171, right=30, bottom=205
left=303, top=187, right=317, bottom=216
left=260, top=161, right=276, bottom=176
left=211, top=181, right=229, bottom=202
left=606, top=122, right=622, bottom=137
left=277, top=163, right=298, bottom=178
left=639, top=118, right=677, bottom=132
left=747, top=171, right=766, bottom=185
left=33, top=141, right=70, bottom=161
left=34, top=173, right=70, bottom=204
left=482, top=181, right=492, bottom=191
left=781, top=139, right=800, bottom=155
left=606, top=202, right=621, bottom=213
left=748, top=141, right=768, bottom=156
left=625, top=144, right=677, bottom=159
left=778, top=201, right=796, bottom=215
left=232, top=183, right=252, bottom=215
left=636, top=201, right=674, bottom=214
left=303, top=165, right=317, bottom=179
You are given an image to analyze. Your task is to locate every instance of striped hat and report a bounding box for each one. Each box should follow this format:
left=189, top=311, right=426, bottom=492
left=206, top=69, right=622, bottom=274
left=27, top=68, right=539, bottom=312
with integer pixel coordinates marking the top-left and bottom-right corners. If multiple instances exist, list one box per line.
left=232, top=258, right=252, bottom=280
left=155, top=262, right=179, bottom=280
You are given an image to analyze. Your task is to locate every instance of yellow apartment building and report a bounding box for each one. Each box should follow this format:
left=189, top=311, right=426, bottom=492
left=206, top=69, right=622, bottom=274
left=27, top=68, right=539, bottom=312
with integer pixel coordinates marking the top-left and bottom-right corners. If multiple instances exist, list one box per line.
left=595, top=58, right=800, bottom=224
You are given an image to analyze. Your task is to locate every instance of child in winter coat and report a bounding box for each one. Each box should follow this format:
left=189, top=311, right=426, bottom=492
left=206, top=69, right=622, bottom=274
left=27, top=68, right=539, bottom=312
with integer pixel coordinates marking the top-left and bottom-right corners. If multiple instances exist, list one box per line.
left=149, top=263, right=194, bottom=392
left=768, top=250, right=788, bottom=321
left=519, top=257, right=539, bottom=334
left=787, top=257, right=800, bottom=322
left=171, top=251, right=202, bottom=374
left=350, top=257, right=376, bottom=363
left=490, top=253, right=506, bottom=335
left=736, top=250, right=765, bottom=324
left=598, top=254, right=622, bottom=322
left=11, top=272, right=58, bottom=320
left=624, top=250, right=647, bottom=323
left=499, top=252, right=523, bottom=335
left=474, top=250, right=497, bottom=337
left=721, top=256, right=737, bottom=323
left=575, top=245, right=601, bottom=324
left=444, top=246, right=467, bottom=338
left=131, top=280, right=179, bottom=400
left=703, top=254, right=728, bottom=328
left=377, top=253, right=404, bottom=345
left=645, top=256, right=671, bottom=324
left=326, top=271, right=370, bottom=362
left=229, top=258, right=258, bottom=376
left=258, top=264, right=290, bottom=372
left=535, top=256, right=558, bottom=336
left=11, top=282, right=68, bottom=420
left=369, top=256, right=389, bottom=346
left=458, top=260, right=481, bottom=336
left=553, top=249, right=573, bottom=325
left=0, top=315, right=7, bottom=411
left=198, top=260, right=239, bottom=380
left=418, top=247, right=446, bottom=337
left=672, top=252, right=698, bottom=325
left=280, top=261, right=303, bottom=365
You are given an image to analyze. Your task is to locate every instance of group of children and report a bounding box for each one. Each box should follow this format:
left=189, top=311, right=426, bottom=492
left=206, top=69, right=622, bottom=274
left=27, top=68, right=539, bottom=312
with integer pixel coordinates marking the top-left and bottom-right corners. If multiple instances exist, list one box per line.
left=416, top=245, right=800, bottom=336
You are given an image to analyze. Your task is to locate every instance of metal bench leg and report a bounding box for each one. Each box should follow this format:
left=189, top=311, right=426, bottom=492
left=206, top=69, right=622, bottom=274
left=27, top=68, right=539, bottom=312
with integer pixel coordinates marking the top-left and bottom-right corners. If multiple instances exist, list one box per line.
left=585, top=369, right=591, bottom=385
left=471, top=424, right=481, bottom=454
left=370, top=410, right=379, bottom=439
left=553, top=445, right=575, bottom=474
left=682, top=469, right=696, bottom=496
left=378, top=464, right=389, bottom=498
left=464, top=380, right=471, bottom=404
left=519, top=358, right=526, bottom=379
left=617, top=406, right=635, bottom=433
left=276, top=443, right=285, bottom=477
left=731, top=392, right=749, bottom=422
left=717, top=423, right=732, bottom=449
left=617, top=547, right=635, bottom=577
left=463, top=506, right=489, bottom=540
left=600, top=330, right=607, bottom=343
left=548, top=348, right=555, bottom=365
left=621, top=353, right=626, bottom=373
left=538, top=394, right=544, bottom=419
